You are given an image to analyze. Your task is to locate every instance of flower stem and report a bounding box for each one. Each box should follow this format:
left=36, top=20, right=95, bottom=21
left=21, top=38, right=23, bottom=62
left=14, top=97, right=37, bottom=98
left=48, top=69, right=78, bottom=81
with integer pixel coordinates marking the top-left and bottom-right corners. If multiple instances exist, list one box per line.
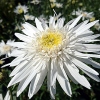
left=48, top=0, right=53, bottom=15
left=9, top=88, right=13, bottom=100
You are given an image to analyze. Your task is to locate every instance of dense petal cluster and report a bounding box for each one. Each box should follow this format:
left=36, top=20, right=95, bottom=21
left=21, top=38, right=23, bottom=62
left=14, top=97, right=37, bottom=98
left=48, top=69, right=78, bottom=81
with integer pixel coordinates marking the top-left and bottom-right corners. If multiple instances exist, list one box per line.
left=5, top=15, right=100, bottom=99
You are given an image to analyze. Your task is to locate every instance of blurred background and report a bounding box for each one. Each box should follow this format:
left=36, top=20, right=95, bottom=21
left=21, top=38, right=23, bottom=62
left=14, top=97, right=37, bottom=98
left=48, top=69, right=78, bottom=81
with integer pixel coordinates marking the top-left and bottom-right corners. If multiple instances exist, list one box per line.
left=0, top=0, right=100, bottom=100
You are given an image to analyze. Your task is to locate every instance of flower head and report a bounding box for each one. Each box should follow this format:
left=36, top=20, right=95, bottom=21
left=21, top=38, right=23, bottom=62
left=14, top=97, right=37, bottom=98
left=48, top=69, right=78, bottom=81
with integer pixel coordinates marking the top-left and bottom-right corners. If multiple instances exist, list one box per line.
left=5, top=15, right=100, bottom=99
left=72, top=8, right=94, bottom=20
left=14, top=4, right=28, bottom=14
left=0, top=40, right=15, bottom=57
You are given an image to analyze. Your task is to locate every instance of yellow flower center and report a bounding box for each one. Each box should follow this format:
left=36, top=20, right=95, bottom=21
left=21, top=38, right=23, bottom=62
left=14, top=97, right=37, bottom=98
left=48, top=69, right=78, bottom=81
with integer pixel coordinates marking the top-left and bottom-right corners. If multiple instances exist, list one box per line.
left=82, top=13, right=87, bottom=17
left=38, top=30, right=63, bottom=51
left=18, top=8, right=23, bottom=14
left=3, top=45, right=11, bottom=52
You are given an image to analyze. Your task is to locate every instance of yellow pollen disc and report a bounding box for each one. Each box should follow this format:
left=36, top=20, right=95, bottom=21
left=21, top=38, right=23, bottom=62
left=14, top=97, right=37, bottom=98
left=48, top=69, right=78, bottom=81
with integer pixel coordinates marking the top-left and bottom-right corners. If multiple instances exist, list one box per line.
left=3, top=45, right=11, bottom=52
left=18, top=8, right=23, bottom=14
left=82, top=13, right=87, bottom=17
left=38, top=31, right=63, bottom=50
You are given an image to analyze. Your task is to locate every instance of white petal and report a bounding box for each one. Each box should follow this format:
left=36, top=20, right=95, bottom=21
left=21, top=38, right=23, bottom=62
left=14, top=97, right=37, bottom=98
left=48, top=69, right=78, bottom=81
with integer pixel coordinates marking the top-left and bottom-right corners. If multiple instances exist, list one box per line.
left=28, top=66, right=47, bottom=99
left=76, top=20, right=99, bottom=35
left=15, top=33, right=33, bottom=43
left=47, top=60, right=56, bottom=99
left=9, top=54, right=26, bottom=66
left=41, top=21, right=48, bottom=30
left=22, top=29, right=34, bottom=37
left=22, top=23, right=36, bottom=37
left=66, top=19, right=75, bottom=26
left=79, top=44, right=100, bottom=49
left=82, top=34, right=100, bottom=40
left=64, top=62, right=91, bottom=89
left=70, top=51, right=100, bottom=58
left=74, top=20, right=89, bottom=33
left=49, top=85, right=56, bottom=99
left=70, top=30, right=93, bottom=43
left=10, top=49, right=25, bottom=57
left=57, top=61, right=72, bottom=96
left=49, top=16, right=55, bottom=27
left=17, top=68, right=38, bottom=97
left=4, top=91, right=10, bottom=100
left=57, top=59, right=69, bottom=80
left=56, top=18, right=65, bottom=28
left=8, top=58, right=43, bottom=87
left=81, top=69, right=100, bottom=82
left=71, top=51, right=100, bottom=58
left=77, top=47, right=100, bottom=53
left=23, top=22, right=40, bottom=34
left=17, top=78, right=26, bottom=97
left=10, top=60, right=28, bottom=76
left=69, top=15, right=82, bottom=30
left=1, top=63, right=10, bottom=68
left=8, top=61, right=34, bottom=87
left=51, top=59, right=57, bottom=86
left=47, top=64, right=50, bottom=90
left=78, top=39, right=100, bottom=44
left=8, top=42, right=26, bottom=48
left=70, top=56, right=99, bottom=75
left=0, top=94, right=3, bottom=100
left=35, top=18, right=44, bottom=31
left=78, top=58, right=100, bottom=69
left=69, top=51, right=89, bottom=58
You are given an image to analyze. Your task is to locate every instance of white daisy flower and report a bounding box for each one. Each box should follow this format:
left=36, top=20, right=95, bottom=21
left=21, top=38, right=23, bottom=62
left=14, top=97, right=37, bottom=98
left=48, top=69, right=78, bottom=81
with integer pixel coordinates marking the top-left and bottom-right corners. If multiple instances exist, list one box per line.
left=5, top=15, right=100, bottom=99
left=14, top=4, right=28, bottom=14
left=0, top=40, right=15, bottom=57
left=72, top=8, right=94, bottom=20
left=30, top=0, right=41, bottom=4
left=24, top=14, right=35, bottom=21
left=4, top=91, right=10, bottom=100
